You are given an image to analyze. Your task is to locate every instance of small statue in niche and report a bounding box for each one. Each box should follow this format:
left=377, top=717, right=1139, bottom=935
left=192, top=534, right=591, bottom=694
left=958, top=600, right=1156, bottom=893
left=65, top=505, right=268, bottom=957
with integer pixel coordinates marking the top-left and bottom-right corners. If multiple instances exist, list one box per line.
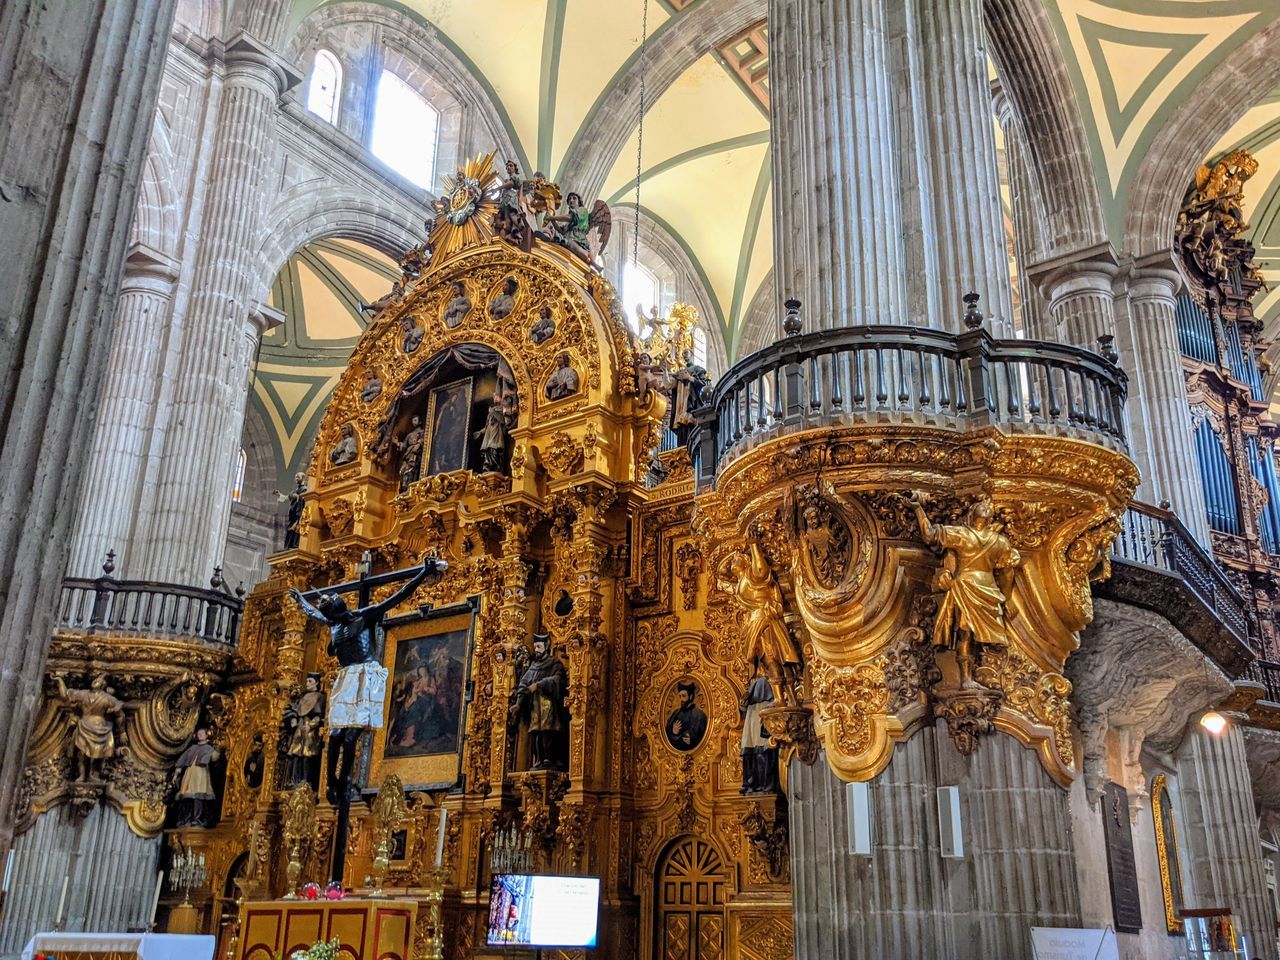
left=474, top=398, right=513, bottom=474
left=283, top=473, right=307, bottom=549
left=665, top=681, right=708, bottom=752
left=242, top=733, right=266, bottom=790
left=443, top=281, right=472, bottom=329
left=359, top=280, right=404, bottom=316
left=495, top=159, right=535, bottom=251
left=360, top=368, right=383, bottom=404
left=396, top=416, right=425, bottom=489
left=907, top=493, right=1022, bottom=686
left=545, top=354, right=579, bottom=400
left=529, top=306, right=557, bottom=345
left=52, top=673, right=124, bottom=782
left=671, top=349, right=710, bottom=445
left=329, top=424, right=359, bottom=466
left=401, top=315, right=425, bottom=354
left=290, top=561, right=438, bottom=804
left=281, top=672, right=326, bottom=790
left=740, top=673, right=778, bottom=795
left=546, top=193, right=612, bottom=268
left=489, top=278, right=518, bottom=320
left=510, top=633, right=568, bottom=771
left=721, top=543, right=802, bottom=706
left=173, top=728, right=221, bottom=827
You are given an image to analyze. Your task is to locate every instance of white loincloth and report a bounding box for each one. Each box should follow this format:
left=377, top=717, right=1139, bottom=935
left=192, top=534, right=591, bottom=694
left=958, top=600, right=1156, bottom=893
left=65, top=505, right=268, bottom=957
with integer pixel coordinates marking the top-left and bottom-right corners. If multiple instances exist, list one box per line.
left=328, top=662, right=389, bottom=729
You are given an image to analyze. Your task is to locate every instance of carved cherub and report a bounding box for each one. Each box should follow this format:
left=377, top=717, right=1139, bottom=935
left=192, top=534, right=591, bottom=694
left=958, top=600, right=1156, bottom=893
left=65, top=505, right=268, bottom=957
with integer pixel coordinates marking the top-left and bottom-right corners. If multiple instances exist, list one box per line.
left=719, top=543, right=802, bottom=706
left=907, top=493, right=1022, bottom=685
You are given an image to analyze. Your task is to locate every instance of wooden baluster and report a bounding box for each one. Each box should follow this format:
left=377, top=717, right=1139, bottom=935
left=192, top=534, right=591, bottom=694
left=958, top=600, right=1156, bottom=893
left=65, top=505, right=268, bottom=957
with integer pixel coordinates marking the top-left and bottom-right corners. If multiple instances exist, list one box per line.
left=852, top=348, right=866, bottom=407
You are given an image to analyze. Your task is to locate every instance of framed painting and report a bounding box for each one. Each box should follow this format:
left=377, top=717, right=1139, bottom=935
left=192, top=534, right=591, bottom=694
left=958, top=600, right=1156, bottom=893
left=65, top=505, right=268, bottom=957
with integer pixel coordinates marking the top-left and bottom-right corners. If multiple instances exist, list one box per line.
left=424, top=377, right=473, bottom=476
left=372, top=599, right=478, bottom=789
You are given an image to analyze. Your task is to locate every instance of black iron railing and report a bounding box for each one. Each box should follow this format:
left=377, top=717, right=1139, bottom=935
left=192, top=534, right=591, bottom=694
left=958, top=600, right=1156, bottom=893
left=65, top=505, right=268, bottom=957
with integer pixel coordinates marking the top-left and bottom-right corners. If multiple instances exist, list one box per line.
left=692, top=308, right=1128, bottom=484
left=1247, top=660, right=1280, bottom=703
left=57, top=575, right=242, bottom=647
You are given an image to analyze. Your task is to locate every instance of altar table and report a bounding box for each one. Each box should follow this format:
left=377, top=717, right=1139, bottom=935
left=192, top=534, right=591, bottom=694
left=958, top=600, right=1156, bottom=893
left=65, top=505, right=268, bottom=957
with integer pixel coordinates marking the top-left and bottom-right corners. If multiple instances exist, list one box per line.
left=235, top=899, right=418, bottom=960
left=22, top=932, right=215, bottom=960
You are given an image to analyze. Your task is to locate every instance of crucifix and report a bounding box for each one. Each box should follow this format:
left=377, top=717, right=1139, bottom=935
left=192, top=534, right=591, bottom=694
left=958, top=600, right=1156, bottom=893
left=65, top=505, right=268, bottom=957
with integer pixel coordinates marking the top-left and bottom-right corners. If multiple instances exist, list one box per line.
left=291, top=554, right=448, bottom=885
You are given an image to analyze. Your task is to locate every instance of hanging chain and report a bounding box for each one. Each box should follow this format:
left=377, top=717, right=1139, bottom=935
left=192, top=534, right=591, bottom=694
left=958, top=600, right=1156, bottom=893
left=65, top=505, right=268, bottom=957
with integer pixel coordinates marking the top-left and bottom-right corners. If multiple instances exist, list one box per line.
left=632, top=0, right=650, bottom=271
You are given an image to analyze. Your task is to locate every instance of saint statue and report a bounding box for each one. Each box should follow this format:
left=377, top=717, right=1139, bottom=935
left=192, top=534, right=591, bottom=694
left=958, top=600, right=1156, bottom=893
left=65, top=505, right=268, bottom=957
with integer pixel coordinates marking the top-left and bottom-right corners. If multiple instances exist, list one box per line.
left=740, top=674, right=777, bottom=795
left=283, top=473, right=306, bottom=549
left=360, top=369, right=383, bottom=404
left=401, top=316, right=425, bottom=354
left=720, top=543, right=802, bottom=706
left=545, top=354, right=579, bottom=400
left=242, top=733, right=266, bottom=790
left=173, top=728, right=221, bottom=827
left=474, top=399, right=512, bottom=474
left=290, top=561, right=441, bottom=804
left=511, top=634, right=567, bottom=771
left=529, top=306, right=556, bottom=345
left=908, top=493, right=1022, bottom=685
left=489, top=278, right=518, bottom=320
left=53, top=674, right=124, bottom=782
left=282, top=672, right=326, bottom=790
left=360, top=280, right=403, bottom=316
left=397, top=416, right=425, bottom=489
left=671, top=349, right=710, bottom=446
left=443, top=281, right=472, bottom=329
left=329, top=424, right=358, bottom=466
left=665, top=681, right=708, bottom=752
left=495, top=160, right=535, bottom=250
left=546, top=193, right=611, bottom=267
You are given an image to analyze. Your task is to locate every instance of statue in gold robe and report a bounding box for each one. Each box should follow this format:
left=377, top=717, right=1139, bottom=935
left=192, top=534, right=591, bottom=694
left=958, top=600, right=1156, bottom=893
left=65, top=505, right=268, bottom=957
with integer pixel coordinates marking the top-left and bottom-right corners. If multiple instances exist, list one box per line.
left=721, top=543, right=802, bottom=706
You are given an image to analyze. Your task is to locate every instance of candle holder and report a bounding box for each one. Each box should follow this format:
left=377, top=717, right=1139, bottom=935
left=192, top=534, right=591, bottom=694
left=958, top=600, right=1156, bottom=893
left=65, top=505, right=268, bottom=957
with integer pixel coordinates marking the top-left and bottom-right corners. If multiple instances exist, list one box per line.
left=420, top=867, right=449, bottom=960
left=171, top=847, right=208, bottom=907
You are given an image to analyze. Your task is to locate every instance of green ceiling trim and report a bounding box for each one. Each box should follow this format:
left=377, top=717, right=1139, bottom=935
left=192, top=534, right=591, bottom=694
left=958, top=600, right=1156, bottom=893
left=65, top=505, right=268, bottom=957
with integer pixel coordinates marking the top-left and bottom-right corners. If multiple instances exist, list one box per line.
left=553, top=9, right=682, bottom=185
left=255, top=370, right=335, bottom=437
left=314, top=238, right=401, bottom=280
left=1077, top=17, right=1198, bottom=144
left=617, top=201, right=728, bottom=343
left=268, top=260, right=304, bottom=347
left=538, top=0, right=570, bottom=175
left=605, top=130, right=770, bottom=205
left=727, top=149, right=772, bottom=357
left=713, top=49, right=770, bottom=121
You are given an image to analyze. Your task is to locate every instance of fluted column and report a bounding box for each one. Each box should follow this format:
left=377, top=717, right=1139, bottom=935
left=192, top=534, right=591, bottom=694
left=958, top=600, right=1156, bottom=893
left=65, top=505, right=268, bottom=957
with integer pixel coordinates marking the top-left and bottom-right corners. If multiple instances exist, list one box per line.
left=768, top=0, right=907, bottom=327
left=0, top=0, right=177, bottom=851
left=66, top=245, right=181, bottom=577
left=992, top=82, right=1048, bottom=336
left=1126, top=268, right=1212, bottom=545
left=1042, top=259, right=1117, bottom=348
left=135, top=36, right=297, bottom=584
left=900, top=0, right=1014, bottom=335
left=1178, top=721, right=1277, bottom=960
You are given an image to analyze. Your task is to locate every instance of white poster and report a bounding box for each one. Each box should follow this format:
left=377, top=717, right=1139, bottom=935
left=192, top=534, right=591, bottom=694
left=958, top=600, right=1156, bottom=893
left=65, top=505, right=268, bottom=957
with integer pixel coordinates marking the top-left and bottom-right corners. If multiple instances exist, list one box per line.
left=1030, top=927, right=1120, bottom=960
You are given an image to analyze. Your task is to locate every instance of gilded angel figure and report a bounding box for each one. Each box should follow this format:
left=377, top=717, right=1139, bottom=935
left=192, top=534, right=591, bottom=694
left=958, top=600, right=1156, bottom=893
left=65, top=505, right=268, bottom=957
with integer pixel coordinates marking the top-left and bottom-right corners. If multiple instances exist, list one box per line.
left=720, top=542, right=802, bottom=706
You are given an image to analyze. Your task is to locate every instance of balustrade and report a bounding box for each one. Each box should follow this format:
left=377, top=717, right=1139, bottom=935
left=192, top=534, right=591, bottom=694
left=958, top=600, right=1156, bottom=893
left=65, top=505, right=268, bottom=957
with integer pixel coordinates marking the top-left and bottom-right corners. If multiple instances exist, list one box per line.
left=56, top=574, right=242, bottom=648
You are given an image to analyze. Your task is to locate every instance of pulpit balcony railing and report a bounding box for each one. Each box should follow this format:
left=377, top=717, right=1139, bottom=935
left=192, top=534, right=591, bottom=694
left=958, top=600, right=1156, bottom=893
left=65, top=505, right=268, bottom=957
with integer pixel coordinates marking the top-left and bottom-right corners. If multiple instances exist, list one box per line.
left=56, top=571, right=243, bottom=648
left=692, top=299, right=1129, bottom=486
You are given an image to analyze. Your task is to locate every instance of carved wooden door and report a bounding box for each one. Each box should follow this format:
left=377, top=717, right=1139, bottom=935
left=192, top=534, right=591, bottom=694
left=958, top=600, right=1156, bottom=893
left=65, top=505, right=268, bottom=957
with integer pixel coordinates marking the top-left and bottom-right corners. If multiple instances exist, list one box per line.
left=657, top=838, right=727, bottom=960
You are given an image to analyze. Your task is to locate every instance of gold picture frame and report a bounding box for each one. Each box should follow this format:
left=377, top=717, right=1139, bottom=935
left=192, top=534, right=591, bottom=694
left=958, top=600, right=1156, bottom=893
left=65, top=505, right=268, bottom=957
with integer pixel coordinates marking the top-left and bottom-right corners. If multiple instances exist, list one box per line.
left=423, top=377, right=474, bottom=476
left=371, top=599, right=478, bottom=789
left=1151, top=773, right=1185, bottom=934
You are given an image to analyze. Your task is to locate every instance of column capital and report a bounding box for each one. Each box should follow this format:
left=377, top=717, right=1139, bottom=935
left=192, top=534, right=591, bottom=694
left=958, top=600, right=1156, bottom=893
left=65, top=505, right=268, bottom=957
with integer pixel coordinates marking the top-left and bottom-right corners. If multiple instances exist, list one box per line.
left=223, top=32, right=303, bottom=98
left=247, top=300, right=286, bottom=338
left=121, top=243, right=181, bottom=293
left=1026, top=242, right=1120, bottom=291
left=1127, top=255, right=1183, bottom=303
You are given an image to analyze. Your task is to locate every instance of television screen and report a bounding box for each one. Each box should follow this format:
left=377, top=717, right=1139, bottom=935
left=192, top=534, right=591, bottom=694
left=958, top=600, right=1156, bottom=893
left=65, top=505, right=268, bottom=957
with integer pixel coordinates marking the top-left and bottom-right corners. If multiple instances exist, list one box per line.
left=486, top=874, right=601, bottom=948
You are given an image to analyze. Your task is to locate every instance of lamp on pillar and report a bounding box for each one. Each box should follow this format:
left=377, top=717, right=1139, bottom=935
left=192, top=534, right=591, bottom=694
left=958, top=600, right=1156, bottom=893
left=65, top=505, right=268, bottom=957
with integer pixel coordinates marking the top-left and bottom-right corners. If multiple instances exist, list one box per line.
left=1200, top=711, right=1228, bottom=735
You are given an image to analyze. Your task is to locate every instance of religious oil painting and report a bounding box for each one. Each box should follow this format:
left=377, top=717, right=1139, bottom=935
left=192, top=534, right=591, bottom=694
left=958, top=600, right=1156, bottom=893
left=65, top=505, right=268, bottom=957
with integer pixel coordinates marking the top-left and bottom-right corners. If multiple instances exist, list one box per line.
left=373, top=603, right=476, bottom=788
left=664, top=677, right=709, bottom=753
left=424, top=377, right=473, bottom=476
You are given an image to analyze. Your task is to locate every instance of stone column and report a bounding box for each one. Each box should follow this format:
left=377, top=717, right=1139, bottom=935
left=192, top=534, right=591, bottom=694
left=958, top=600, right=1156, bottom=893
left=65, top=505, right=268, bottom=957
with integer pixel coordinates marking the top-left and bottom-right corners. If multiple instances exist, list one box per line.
left=1126, top=266, right=1212, bottom=545
left=898, top=0, right=1015, bottom=335
left=136, top=37, right=297, bottom=584
left=789, top=726, right=1080, bottom=957
left=768, top=0, right=907, bottom=328
left=1178, top=721, right=1277, bottom=960
left=992, top=83, right=1048, bottom=337
left=0, top=0, right=177, bottom=850
left=66, top=245, right=181, bottom=578
left=1040, top=257, right=1118, bottom=348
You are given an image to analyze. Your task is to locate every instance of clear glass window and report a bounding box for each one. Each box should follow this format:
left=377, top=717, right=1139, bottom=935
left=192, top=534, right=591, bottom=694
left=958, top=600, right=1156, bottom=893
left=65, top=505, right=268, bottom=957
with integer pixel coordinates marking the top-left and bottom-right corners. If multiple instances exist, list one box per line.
left=306, top=50, right=342, bottom=124
left=370, top=70, right=439, bottom=189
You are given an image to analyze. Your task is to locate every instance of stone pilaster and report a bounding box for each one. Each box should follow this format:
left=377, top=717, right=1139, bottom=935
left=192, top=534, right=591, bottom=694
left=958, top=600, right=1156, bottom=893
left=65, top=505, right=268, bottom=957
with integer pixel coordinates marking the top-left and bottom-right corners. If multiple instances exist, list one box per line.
left=0, top=0, right=177, bottom=851
left=136, top=36, right=298, bottom=584
left=1178, top=722, right=1277, bottom=960
left=789, top=727, right=1080, bottom=958
left=899, top=0, right=1014, bottom=335
left=1126, top=267, right=1212, bottom=545
left=66, top=245, right=181, bottom=578
left=1041, top=257, right=1118, bottom=349
left=768, top=0, right=907, bottom=327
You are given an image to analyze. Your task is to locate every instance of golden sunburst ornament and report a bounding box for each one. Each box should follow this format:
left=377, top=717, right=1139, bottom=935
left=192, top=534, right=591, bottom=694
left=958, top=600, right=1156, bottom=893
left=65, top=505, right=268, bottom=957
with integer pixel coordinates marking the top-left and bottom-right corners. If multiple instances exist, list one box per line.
left=428, top=150, right=500, bottom=266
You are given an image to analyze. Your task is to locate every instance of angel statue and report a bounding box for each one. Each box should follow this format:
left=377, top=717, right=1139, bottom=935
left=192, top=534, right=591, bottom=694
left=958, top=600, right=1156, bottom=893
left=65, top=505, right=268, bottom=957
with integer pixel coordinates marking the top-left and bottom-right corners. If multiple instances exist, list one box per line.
left=719, top=543, right=802, bottom=707
left=53, top=674, right=125, bottom=782
left=907, top=493, right=1022, bottom=686
left=547, top=193, right=611, bottom=269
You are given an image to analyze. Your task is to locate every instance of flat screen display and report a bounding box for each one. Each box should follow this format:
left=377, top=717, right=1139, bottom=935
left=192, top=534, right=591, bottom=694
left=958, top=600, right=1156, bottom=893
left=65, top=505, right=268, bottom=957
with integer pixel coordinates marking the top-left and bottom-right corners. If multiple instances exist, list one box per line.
left=486, top=873, right=601, bottom=948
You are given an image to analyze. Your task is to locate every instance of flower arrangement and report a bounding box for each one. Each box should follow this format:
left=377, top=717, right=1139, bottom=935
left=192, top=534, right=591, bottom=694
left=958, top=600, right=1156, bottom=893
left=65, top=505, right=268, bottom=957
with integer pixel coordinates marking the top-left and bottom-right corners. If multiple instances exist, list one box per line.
left=272, top=938, right=342, bottom=960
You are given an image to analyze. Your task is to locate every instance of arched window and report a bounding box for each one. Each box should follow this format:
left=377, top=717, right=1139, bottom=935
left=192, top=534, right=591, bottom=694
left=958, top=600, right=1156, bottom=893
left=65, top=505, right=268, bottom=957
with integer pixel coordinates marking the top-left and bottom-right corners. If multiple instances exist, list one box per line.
left=231, top=448, right=247, bottom=504
left=370, top=70, right=439, bottom=189
left=622, top=261, right=659, bottom=333
left=692, top=327, right=708, bottom=369
left=306, top=50, right=342, bottom=124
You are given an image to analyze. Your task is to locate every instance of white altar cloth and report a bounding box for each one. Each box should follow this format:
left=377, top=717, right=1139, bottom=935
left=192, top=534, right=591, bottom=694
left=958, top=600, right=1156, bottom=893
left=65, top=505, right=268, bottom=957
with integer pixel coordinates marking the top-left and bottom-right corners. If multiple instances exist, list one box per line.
left=22, top=932, right=215, bottom=960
